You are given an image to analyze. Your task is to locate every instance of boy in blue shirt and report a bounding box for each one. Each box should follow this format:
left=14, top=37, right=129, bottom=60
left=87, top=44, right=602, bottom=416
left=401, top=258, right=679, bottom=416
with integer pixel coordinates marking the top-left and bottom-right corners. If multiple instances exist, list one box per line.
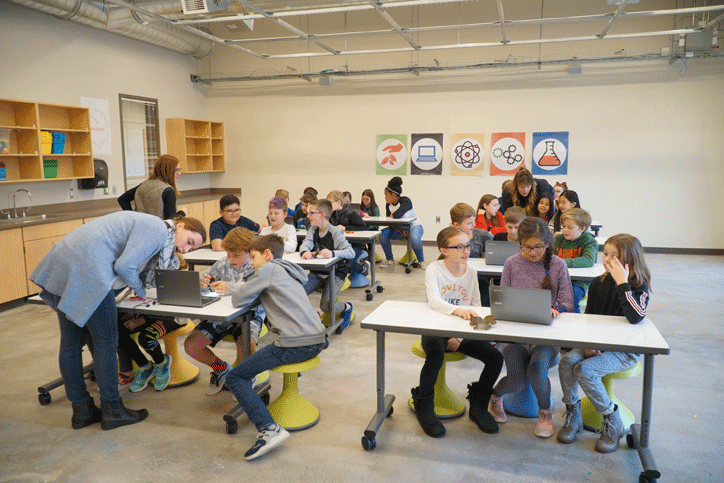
left=209, top=194, right=260, bottom=251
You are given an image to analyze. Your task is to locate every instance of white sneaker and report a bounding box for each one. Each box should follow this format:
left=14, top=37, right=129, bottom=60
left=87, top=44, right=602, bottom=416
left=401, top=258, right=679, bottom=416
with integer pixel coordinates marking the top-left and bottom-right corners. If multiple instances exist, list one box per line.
left=418, top=261, right=427, bottom=270
left=380, top=259, right=395, bottom=267
left=205, top=365, right=230, bottom=396
left=244, top=425, right=290, bottom=460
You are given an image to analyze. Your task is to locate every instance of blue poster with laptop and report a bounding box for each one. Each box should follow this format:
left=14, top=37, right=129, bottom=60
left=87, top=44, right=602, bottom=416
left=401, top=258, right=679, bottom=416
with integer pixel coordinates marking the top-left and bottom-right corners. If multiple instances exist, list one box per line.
left=532, top=131, right=568, bottom=176
left=410, top=133, right=443, bottom=175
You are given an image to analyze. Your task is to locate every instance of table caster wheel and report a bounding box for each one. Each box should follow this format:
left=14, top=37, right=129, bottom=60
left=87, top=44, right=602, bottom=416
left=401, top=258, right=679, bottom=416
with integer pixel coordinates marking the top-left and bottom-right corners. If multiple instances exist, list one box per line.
left=38, top=392, right=51, bottom=406
left=361, top=436, right=376, bottom=451
left=412, top=262, right=419, bottom=268
left=377, top=286, right=384, bottom=293
left=626, top=433, right=636, bottom=449
left=387, top=405, right=394, bottom=417
left=366, top=293, right=374, bottom=301
left=405, top=267, right=411, bottom=274
left=639, top=473, right=657, bottom=483
left=335, top=325, right=345, bottom=335
left=262, top=392, right=271, bottom=406
left=226, top=419, right=238, bottom=435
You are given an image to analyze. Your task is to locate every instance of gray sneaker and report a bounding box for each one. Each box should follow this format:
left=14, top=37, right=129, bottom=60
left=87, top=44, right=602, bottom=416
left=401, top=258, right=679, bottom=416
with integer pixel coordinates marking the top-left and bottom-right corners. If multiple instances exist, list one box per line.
left=595, top=405, right=624, bottom=453
left=244, top=424, right=290, bottom=460
left=205, top=365, right=230, bottom=396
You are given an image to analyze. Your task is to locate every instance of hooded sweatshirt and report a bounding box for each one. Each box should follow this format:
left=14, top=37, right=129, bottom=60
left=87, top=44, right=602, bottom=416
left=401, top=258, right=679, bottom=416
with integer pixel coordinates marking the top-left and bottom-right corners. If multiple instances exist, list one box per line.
left=230, top=258, right=325, bottom=348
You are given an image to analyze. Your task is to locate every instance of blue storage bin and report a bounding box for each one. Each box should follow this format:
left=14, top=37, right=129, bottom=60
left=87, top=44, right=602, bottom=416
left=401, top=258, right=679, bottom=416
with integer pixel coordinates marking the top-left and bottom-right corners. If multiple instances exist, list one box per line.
left=51, top=132, right=66, bottom=154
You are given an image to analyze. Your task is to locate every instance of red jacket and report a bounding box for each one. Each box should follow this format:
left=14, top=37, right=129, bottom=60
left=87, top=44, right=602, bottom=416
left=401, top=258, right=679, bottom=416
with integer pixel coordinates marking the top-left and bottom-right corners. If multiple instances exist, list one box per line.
left=475, top=211, right=506, bottom=235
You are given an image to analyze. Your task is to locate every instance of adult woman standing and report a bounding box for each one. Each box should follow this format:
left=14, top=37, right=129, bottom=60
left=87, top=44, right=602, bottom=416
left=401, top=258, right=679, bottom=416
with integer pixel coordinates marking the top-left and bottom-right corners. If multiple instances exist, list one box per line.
left=118, top=155, right=182, bottom=219
left=30, top=212, right=206, bottom=430
left=500, top=167, right=554, bottom=215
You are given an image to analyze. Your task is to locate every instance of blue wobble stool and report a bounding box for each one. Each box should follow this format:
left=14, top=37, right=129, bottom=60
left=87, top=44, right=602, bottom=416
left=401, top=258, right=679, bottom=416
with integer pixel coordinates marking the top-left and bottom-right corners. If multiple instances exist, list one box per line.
left=502, top=351, right=560, bottom=418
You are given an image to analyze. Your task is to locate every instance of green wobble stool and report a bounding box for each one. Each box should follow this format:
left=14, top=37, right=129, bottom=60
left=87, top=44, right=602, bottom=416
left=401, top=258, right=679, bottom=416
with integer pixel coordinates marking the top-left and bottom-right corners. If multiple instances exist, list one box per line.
left=398, top=250, right=418, bottom=267
left=581, top=362, right=642, bottom=432
left=408, top=341, right=467, bottom=419
left=268, top=356, right=321, bottom=431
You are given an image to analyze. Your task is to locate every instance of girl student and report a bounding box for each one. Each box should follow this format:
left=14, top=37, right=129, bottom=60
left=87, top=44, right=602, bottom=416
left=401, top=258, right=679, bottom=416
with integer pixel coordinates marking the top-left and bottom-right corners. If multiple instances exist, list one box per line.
left=30, top=212, right=206, bottom=430
left=411, top=227, right=504, bottom=438
left=551, top=189, right=581, bottom=235
left=488, top=217, right=573, bottom=439
left=360, top=188, right=380, bottom=230
left=475, top=194, right=506, bottom=235
left=557, top=234, right=651, bottom=454
left=118, top=154, right=182, bottom=220
left=378, top=176, right=426, bottom=269
left=534, top=191, right=556, bottom=230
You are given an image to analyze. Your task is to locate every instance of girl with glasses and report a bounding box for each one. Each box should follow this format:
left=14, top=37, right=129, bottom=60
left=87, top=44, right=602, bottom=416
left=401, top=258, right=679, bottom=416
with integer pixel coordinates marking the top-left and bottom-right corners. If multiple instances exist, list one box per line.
left=410, top=227, right=503, bottom=439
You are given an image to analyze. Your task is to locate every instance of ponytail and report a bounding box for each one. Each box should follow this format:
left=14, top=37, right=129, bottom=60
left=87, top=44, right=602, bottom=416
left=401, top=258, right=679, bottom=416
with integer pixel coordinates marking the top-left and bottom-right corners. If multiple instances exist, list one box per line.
left=541, top=246, right=553, bottom=290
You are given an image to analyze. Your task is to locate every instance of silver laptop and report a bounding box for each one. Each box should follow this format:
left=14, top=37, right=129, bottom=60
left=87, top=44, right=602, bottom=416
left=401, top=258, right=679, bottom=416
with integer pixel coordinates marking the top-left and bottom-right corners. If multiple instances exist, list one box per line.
left=485, top=240, right=521, bottom=266
left=155, top=269, right=221, bottom=308
left=489, top=285, right=553, bottom=325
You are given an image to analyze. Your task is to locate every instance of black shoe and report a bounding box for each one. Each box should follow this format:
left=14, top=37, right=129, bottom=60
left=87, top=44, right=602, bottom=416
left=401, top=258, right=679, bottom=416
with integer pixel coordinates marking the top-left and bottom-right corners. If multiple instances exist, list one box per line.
left=71, top=395, right=102, bottom=429
left=100, top=398, right=149, bottom=430
left=467, top=382, right=499, bottom=434
left=411, top=387, right=446, bottom=438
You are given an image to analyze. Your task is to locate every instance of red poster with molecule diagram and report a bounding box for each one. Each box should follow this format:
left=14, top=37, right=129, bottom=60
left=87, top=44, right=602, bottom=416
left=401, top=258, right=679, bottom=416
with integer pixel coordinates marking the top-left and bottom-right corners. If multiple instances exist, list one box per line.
left=490, top=132, right=525, bottom=176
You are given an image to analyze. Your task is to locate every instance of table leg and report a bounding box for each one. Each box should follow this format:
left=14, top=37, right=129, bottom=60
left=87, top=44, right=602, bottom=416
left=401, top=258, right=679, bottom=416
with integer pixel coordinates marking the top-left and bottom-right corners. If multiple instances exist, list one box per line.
left=629, top=354, right=661, bottom=481
left=366, top=237, right=382, bottom=300
left=404, top=223, right=414, bottom=274
left=324, top=265, right=345, bottom=336
left=362, top=330, right=395, bottom=451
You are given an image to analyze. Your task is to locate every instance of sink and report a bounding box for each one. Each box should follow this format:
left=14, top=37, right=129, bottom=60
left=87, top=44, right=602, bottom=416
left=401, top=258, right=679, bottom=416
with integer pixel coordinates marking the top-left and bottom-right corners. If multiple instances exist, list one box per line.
left=0, top=214, right=63, bottom=224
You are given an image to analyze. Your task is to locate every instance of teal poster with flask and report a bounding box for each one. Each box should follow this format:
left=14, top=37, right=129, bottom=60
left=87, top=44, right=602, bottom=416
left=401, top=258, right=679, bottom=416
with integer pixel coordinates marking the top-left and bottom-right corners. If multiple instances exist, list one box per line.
left=532, top=132, right=568, bottom=176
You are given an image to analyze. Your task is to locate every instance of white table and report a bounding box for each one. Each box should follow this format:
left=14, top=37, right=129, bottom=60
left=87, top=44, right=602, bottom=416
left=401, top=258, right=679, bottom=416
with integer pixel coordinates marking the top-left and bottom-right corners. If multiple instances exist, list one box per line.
left=468, top=258, right=605, bottom=283
left=590, top=220, right=603, bottom=237
left=360, top=300, right=669, bottom=482
left=362, top=216, right=418, bottom=273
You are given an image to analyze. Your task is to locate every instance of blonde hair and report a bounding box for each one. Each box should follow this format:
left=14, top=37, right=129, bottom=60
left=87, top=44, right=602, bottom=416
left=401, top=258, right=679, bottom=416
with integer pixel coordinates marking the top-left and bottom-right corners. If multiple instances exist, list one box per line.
left=221, top=227, right=255, bottom=254
left=560, top=208, right=592, bottom=231
left=275, top=189, right=289, bottom=200
left=503, top=206, right=526, bottom=225
left=326, top=190, right=345, bottom=203
left=450, top=202, right=475, bottom=225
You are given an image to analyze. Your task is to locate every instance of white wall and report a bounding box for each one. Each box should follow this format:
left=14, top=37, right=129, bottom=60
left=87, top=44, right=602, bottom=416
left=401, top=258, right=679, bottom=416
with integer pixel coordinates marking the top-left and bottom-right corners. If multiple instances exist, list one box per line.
left=208, top=62, right=724, bottom=250
left=0, top=3, right=211, bottom=209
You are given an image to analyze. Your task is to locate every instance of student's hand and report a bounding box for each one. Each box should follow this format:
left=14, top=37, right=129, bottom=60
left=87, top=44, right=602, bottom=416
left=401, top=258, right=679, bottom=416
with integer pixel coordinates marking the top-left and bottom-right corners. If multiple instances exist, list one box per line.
left=447, top=338, right=461, bottom=352
left=553, top=231, right=562, bottom=237
left=210, top=281, right=227, bottom=294
left=605, top=256, right=630, bottom=285
left=261, top=219, right=269, bottom=228
left=318, top=248, right=333, bottom=258
left=452, top=308, right=477, bottom=320
left=583, top=349, right=602, bottom=358
left=337, top=224, right=345, bottom=231
left=200, top=274, right=212, bottom=288
left=361, top=211, right=369, bottom=218
left=551, top=308, right=560, bottom=318
left=301, top=252, right=314, bottom=260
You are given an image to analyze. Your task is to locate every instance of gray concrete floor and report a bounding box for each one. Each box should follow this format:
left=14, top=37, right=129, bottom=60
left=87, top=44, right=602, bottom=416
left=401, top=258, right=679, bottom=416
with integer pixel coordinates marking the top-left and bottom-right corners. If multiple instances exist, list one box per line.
left=1, top=247, right=722, bottom=483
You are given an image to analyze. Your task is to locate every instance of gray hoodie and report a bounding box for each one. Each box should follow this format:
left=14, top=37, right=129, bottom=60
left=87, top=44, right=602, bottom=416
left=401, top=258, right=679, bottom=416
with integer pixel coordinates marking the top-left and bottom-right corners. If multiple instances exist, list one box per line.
left=230, top=258, right=326, bottom=348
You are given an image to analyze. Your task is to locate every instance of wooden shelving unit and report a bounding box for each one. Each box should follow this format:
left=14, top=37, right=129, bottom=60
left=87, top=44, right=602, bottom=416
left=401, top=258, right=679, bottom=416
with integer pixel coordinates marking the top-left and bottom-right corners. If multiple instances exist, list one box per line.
left=166, top=118, right=225, bottom=174
left=0, top=98, right=93, bottom=183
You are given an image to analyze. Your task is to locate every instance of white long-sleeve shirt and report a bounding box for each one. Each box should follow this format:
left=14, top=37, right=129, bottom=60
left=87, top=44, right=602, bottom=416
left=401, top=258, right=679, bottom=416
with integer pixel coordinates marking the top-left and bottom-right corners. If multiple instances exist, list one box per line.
left=425, top=259, right=481, bottom=315
left=260, top=223, right=297, bottom=252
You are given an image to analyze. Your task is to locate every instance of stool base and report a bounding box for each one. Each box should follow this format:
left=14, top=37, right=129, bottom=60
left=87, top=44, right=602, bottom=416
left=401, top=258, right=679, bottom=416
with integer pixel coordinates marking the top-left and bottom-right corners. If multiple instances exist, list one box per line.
left=581, top=396, right=636, bottom=433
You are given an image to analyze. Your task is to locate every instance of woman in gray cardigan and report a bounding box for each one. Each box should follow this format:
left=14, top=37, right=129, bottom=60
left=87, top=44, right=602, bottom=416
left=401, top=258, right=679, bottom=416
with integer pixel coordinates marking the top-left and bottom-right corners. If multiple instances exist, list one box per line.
left=30, top=211, right=206, bottom=430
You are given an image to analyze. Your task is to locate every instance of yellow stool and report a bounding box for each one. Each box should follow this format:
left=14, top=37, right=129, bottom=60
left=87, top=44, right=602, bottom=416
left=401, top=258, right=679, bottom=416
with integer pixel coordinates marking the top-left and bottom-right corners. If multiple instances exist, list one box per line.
left=407, top=341, right=467, bottom=419
left=398, top=250, right=418, bottom=266
left=267, top=356, right=321, bottom=430
left=160, top=321, right=200, bottom=387
left=581, top=362, right=642, bottom=432
left=223, top=325, right=270, bottom=386
left=319, top=276, right=352, bottom=328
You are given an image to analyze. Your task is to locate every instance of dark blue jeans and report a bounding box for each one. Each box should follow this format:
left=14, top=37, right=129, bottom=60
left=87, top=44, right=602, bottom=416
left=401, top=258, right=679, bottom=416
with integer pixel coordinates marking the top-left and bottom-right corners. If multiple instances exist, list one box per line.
left=56, top=290, right=120, bottom=405
left=226, top=342, right=324, bottom=431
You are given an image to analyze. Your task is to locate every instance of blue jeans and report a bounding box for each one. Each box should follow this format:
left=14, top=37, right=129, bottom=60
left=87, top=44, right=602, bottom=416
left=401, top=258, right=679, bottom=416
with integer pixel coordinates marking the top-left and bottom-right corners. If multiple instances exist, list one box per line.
left=572, top=283, right=586, bottom=313
left=379, top=224, right=424, bottom=262
left=225, top=342, right=324, bottom=431
left=55, top=290, right=120, bottom=404
left=303, top=273, right=345, bottom=314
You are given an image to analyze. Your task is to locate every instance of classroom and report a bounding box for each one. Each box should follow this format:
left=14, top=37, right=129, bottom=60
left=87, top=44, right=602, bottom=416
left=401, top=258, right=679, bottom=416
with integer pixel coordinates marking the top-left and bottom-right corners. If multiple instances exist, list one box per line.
left=1, top=1, right=723, bottom=482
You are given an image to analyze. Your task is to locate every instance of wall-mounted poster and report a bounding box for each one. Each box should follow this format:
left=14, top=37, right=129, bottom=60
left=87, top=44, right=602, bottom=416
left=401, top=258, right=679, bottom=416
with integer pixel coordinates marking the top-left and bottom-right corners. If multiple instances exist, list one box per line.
left=532, top=132, right=568, bottom=176
left=411, top=133, right=443, bottom=176
left=376, top=134, right=408, bottom=175
left=80, top=97, right=112, bottom=155
left=490, top=132, right=525, bottom=176
left=450, top=133, right=484, bottom=176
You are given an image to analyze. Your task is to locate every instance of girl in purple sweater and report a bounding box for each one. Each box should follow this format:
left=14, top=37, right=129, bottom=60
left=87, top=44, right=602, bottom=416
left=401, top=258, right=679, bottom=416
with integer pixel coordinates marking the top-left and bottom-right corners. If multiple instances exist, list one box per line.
left=487, top=217, right=573, bottom=438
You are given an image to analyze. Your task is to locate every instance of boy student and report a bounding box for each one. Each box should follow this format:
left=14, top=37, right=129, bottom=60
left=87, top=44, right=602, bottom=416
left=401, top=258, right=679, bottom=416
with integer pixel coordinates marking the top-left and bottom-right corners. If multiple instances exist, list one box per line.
left=327, top=190, right=370, bottom=287
left=300, top=199, right=355, bottom=330
left=209, top=195, right=261, bottom=251
left=555, top=208, right=598, bottom=312
left=450, top=202, right=494, bottom=305
left=294, top=186, right=318, bottom=212
left=226, top=235, right=326, bottom=460
left=492, top=206, right=526, bottom=242
left=293, top=192, right=316, bottom=231
left=260, top=197, right=297, bottom=252
left=184, top=228, right=266, bottom=395
left=275, top=189, right=296, bottom=218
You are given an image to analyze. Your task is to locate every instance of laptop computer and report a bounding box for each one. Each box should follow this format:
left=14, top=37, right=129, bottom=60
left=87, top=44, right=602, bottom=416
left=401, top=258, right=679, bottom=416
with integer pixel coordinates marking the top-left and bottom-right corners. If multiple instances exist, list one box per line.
left=485, top=240, right=521, bottom=266
left=489, top=285, right=553, bottom=325
left=155, top=269, right=221, bottom=308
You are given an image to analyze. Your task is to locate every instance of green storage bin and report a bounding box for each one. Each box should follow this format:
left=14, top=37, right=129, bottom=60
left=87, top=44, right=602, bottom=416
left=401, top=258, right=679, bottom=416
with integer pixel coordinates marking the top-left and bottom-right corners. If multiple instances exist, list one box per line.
left=43, top=159, right=58, bottom=179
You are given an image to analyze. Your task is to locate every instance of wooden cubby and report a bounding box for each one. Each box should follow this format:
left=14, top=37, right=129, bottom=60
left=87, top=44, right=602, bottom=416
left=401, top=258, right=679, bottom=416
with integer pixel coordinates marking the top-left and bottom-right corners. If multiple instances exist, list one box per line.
left=0, top=98, right=93, bottom=183
left=166, top=118, right=225, bottom=174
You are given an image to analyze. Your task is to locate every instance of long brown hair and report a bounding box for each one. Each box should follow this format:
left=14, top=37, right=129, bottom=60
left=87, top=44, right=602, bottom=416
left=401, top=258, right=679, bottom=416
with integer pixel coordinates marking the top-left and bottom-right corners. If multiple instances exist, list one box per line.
left=361, top=188, right=378, bottom=212
left=509, top=168, right=538, bottom=215
left=517, top=217, right=554, bottom=290
left=149, top=155, right=180, bottom=194
left=436, top=226, right=466, bottom=261
left=601, top=234, right=652, bottom=290
left=173, top=216, right=206, bottom=244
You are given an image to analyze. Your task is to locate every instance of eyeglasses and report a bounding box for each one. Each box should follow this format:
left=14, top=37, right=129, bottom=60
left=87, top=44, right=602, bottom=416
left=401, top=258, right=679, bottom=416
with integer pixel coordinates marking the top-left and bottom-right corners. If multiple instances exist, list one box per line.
left=223, top=209, right=241, bottom=214
left=444, top=243, right=472, bottom=252
left=521, top=244, right=547, bottom=252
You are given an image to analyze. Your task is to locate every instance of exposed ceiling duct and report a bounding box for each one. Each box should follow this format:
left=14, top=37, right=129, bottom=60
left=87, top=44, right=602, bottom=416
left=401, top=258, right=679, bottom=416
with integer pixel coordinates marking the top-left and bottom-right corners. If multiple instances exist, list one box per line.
left=9, top=0, right=215, bottom=59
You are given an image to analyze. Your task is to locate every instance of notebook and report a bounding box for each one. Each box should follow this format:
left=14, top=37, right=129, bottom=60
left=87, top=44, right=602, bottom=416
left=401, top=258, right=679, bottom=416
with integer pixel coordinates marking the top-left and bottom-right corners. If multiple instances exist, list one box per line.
left=155, top=269, right=221, bottom=308
left=489, top=285, right=553, bottom=325
left=485, top=240, right=521, bottom=266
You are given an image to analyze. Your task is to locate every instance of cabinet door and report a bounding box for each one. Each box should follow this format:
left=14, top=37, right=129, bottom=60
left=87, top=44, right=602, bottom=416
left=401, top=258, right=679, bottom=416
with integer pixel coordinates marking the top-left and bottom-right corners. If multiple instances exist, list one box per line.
left=24, top=236, right=61, bottom=295
left=203, top=200, right=219, bottom=236
left=0, top=228, right=29, bottom=302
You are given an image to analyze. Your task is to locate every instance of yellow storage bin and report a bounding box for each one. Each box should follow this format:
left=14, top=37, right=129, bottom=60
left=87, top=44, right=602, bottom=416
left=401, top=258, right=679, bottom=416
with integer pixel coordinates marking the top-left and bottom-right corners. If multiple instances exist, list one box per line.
left=40, top=131, right=52, bottom=155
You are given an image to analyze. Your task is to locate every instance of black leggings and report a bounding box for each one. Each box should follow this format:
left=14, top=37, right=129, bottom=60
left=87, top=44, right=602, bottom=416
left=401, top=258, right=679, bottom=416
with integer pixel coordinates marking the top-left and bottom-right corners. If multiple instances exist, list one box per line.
left=419, top=335, right=503, bottom=396
left=117, top=314, right=182, bottom=368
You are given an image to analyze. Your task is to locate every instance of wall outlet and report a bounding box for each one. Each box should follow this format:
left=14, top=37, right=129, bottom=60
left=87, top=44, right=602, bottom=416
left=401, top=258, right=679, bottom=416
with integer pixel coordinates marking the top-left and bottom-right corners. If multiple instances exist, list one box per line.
left=112, top=185, right=117, bottom=195
left=69, top=188, right=74, bottom=199
left=435, top=216, right=441, bottom=223
left=103, top=188, right=108, bottom=195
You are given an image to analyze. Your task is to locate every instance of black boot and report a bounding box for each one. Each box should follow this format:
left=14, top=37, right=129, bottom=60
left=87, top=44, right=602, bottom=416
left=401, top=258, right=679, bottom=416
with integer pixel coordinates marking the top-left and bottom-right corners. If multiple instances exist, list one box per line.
left=100, top=398, right=149, bottom=430
left=71, top=395, right=102, bottom=429
left=410, top=387, right=446, bottom=438
left=466, top=382, right=499, bottom=434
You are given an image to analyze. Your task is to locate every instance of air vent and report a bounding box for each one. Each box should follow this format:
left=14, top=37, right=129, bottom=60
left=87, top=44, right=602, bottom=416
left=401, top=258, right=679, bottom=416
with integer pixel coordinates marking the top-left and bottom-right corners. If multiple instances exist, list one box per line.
left=182, top=0, right=228, bottom=15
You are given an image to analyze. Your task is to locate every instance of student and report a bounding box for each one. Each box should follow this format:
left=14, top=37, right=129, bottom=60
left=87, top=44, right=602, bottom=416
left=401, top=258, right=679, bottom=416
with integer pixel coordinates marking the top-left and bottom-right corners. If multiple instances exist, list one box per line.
left=299, top=199, right=355, bottom=330
left=378, top=176, right=425, bottom=269
left=451, top=202, right=493, bottom=306
left=292, top=192, right=316, bottom=231
left=492, top=207, right=526, bottom=242
left=117, top=154, right=181, bottom=220
left=553, top=181, right=567, bottom=205
left=226, top=235, right=326, bottom=460
left=328, top=190, right=369, bottom=286
left=552, top=189, right=581, bottom=235
left=184, top=228, right=266, bottom=395
left=30, top=212, right=205, bottom=430
left=500, top=167, right=554, bottom=215
left=557, top=234, right=651, bottom=453
left=342, top=191, right=352, bottom=204
left=475, top=194, right=506, bottom=235
left=412, top=226, right=504, bottom=438
left=275, top=189, right=296, bottom=218
left=488, top=217, right=573, bottom=438
left=260, top=197, right=297, bottom=252
left=209, top=195, right=261, bottom=251
left=555, top=208, right=598, bottom=312
left=294, top=187, right=318, bottom=212
left=534, top=191, right=555, bottom=228
left=359, top=188, right=380, bottom=227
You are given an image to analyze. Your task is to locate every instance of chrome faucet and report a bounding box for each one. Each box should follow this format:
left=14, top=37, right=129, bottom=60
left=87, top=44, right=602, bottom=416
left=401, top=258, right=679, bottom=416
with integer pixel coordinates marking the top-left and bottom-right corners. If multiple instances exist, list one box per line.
left=13, top=189, right=32, bottom=218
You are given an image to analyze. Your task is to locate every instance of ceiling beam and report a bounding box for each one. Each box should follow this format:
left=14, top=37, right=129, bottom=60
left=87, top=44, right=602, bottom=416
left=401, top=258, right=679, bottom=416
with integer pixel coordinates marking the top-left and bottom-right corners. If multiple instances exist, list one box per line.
left=495, top=0, right=508, bottom=45
left=369, top=0, right=420, bottom=51
left=598, top=0, right=628, bottom=39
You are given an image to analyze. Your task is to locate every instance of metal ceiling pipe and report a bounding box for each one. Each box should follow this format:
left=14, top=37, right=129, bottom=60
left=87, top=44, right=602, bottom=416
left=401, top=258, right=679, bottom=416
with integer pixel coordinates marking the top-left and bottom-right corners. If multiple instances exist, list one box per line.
left=9, top=0, right=214, bottom=59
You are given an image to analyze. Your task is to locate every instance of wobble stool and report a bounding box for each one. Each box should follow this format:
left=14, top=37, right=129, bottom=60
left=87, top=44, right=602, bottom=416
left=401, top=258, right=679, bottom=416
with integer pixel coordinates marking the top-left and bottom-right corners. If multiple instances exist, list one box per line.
left=267, top=356, right=321, bottom=430
left=581, top=362, right=642, bottom=432
left=408, top=341, right=467, bottom=418
left=160, top=321, right=199, bottom=387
